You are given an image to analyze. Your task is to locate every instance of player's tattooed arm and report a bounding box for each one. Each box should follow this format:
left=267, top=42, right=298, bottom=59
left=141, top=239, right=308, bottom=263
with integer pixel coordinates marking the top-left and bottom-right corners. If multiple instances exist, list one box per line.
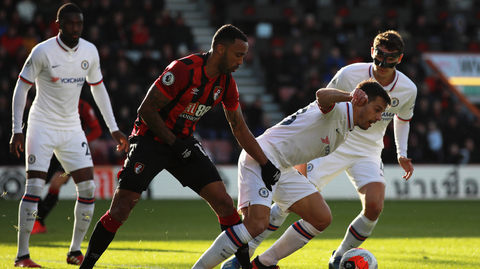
left=224, top=107, right=268, bottom=165
left=138, top=84, right=177, bottom=145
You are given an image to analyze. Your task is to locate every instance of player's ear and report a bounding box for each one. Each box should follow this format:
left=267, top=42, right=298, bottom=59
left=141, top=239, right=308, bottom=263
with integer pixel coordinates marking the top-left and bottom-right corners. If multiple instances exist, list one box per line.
left=55, top=20, right=60, bottom=30
left=217, top=43, right=226, bottom=56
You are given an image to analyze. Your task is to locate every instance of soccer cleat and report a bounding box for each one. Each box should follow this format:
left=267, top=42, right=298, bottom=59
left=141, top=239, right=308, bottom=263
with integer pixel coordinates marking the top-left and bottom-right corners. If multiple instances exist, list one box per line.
left=31, top=220, right=47, bottom=234
left=221, top=256, right=242, bottom=269
left=251, top=256, right=279, bottom=269
left=328, top=250, right=342, bottom=269
left=14, top=257, right=42, bottom=267
left=66, top=251, right=84, bottom=265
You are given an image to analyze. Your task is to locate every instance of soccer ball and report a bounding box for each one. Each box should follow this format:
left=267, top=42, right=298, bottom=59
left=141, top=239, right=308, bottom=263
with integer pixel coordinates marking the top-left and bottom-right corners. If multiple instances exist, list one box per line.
left=339, top=248, right=378, bottom=269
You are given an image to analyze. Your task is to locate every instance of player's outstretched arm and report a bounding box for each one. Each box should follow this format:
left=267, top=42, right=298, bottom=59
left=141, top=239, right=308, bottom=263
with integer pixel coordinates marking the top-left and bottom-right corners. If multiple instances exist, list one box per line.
left=398, top=156, right=413, bottom=180
left=224, top=106, right=281, bottom=191
left=316, top=88, right=367, bottom=111
left=224, top=106, right=267, bottom=165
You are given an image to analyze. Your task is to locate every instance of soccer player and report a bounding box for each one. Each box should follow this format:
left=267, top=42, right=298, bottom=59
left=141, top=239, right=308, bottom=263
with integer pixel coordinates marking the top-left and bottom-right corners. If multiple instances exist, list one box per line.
left=221, top=30, right=416, bottom=269
left=78, top=24, right=281, bottom=269
left=9, top=3, right=129, bottom=267
left=32, top=99, right=103, bottom=234
left=192, top=79, right=392, bottom=269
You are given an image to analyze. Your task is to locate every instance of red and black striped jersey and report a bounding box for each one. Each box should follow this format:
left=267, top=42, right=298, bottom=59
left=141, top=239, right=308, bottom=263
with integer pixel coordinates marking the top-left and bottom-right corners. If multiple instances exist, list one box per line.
left=78, top=99, right=102, bottom=142
left=131, top=52, right=240, bottom=142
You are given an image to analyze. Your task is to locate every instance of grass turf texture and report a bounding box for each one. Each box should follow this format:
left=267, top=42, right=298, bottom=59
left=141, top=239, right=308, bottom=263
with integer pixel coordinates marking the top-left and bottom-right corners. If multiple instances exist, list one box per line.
left=0, top=199, right=479, bottom=268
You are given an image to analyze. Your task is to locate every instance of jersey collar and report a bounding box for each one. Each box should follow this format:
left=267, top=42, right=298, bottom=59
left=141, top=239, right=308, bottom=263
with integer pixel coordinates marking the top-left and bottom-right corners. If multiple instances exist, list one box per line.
left=368, top=64, right=399, bottom=92
left=347, top=102, right=354, bottom=132
left=56, top=34, right=80, bottom=52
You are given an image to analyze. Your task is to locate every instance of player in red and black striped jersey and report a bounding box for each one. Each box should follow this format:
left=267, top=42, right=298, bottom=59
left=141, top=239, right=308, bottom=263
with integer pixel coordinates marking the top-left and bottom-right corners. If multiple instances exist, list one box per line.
left=80, top=24, right=281, bottom=269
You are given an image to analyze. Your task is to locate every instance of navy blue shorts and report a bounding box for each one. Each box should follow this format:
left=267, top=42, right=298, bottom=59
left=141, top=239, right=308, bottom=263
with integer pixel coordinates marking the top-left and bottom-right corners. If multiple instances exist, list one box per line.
left=117, top=136, right=223, bottom=194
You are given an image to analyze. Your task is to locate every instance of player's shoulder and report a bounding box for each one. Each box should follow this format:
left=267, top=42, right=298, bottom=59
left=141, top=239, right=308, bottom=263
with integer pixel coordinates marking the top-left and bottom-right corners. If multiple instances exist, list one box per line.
left=341, top=62, right=371, bottom=73
left=177, top=53, right=207, bottom=69
left=395, top=69, right=417, bottom=93
left=335, top=63, right=371, bottom=81
left=79, top=38, right=99, bottom=53
left=31, top=36, right=57, bottom=54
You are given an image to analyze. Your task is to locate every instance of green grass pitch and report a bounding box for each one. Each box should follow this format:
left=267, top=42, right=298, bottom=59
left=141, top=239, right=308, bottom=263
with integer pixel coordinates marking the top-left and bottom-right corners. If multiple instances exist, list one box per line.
left=1, top=199, right=479, bottom=268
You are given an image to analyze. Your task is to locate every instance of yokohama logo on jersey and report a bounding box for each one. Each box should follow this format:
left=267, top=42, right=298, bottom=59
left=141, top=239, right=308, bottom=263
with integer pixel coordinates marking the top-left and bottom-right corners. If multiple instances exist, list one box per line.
left=60, top=77, right=85, bottom=83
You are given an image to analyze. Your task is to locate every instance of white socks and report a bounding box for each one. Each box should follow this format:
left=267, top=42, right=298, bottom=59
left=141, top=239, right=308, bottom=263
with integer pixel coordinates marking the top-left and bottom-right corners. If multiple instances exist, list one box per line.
left=192, top=223, right=252, bottom=269
left=17, top=178, right=45, bottom=258
left=259, top=219, right=320, bottom=266
left=335, top=213, right=378, bottom=257
left=69, top=180, right=95, bottom=253
left=248, top=203, right=289, bottom=256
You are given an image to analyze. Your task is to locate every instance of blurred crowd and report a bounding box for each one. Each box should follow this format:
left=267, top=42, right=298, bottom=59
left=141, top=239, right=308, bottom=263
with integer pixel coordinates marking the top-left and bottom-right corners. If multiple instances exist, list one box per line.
left=1, top=0, right=480, bottom=166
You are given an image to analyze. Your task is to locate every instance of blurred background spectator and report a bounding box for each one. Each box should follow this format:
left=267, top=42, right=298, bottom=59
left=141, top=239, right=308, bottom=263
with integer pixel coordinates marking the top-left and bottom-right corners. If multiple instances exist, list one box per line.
left=2, top=0, right=480, bottom=166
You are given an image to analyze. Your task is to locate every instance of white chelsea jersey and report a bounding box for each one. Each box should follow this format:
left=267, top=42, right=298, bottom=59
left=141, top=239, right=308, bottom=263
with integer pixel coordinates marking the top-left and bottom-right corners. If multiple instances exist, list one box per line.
left=19, top=35, right=103, bottom=130
left=327, top=63, right=417, bottom=156
left=258, top=100, right=354, bottom=168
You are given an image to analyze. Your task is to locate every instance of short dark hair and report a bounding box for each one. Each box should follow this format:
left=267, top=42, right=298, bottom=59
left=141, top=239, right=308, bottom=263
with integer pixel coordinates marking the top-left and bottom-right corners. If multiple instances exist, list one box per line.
left=212, top=24, right=247, bottom=49
left=358, top=78, right=391, bottom=106
left=57, top=3, right=82, bottom=22
left=373, top=30, right=404, bottom=54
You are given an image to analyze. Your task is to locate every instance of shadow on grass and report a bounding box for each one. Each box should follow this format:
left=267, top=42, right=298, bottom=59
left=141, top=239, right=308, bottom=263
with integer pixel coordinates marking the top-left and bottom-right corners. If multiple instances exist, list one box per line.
left=31, top=242, right=200, bottom=254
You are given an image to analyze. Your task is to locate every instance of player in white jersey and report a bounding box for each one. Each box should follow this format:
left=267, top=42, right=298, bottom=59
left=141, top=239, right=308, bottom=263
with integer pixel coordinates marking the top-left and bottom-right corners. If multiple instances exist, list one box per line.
left=221, top=30, right=417, bottom=269
left=9, top=3, right=128, bottom=268
left=192, top=79, right=391, bottom=269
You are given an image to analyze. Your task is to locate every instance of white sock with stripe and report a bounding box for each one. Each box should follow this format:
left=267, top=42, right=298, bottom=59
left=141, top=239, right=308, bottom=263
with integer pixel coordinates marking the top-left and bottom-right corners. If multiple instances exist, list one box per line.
left=69, top=180, right=95, bottom=253
left=192, top=223, right=252, bottom=269
left=248, top=203, right=289, bottom=257
left=259, top=219, right=321, bottom=266
left=17, top=178, right=45, bottom=258
left=335, top=213, right=378, bottom=257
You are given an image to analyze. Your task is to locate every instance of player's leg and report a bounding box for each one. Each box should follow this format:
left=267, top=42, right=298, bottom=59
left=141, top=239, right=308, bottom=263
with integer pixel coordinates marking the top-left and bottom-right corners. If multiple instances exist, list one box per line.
left=34, top=156, right=67, bottom=234
left=221, top=203, right=289, bottom=269
left=54, top=129, right=96, bottom=265
left=254, top=170, right=329, bottom=267
left=15, top=124, right=56, bottom=267
left=66, top=167, right=95, bottom=265
left=80, top=136, right=162, bottom=269
left=15, top=171, right=46, bottom=268
left=193, top=204, right=270, bottom=269
left=191, top=149, right=273, bottom=269
left=249, top=203, right=289, bottom=255
left=80, top=188, right=141, bottom=269
left=330, top=156, right=385, bottom=268
left=335, top=182, right=384, bottom=255
left=198, top=180, right=253, bottom=269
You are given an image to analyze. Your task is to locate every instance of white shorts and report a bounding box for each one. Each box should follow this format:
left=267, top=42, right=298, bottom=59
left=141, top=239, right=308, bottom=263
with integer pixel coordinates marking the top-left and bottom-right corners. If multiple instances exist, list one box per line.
left=237, top=145, right=318, bottom=214
left=306, top=150, right=385, bottom=192
left=26, top=124, right=92, bottom=173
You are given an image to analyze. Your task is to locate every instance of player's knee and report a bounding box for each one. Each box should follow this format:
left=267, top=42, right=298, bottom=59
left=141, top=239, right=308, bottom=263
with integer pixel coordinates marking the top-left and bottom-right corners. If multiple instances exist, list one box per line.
left=364, top=201, right=383, bottom=219
left=25, top=178, right=45, bottom=196
left=75, top=180, right=95, bottom=197
left=245, top=219, right=269, bottom=238
left=310, top=213, right=332, bottom=232
left=211, top=194, right=235, bottom=216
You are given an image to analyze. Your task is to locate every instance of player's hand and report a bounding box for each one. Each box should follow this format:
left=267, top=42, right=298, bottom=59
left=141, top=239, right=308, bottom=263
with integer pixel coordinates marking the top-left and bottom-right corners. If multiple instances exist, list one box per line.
left=350, top=88, right=368, bottom=107
left=9, top=133, right=25, bottom=158
left=398, top=156, right=413, bottom=180
left=170, top=138, right=199, bottom=164
left=260, top=160, right=281, bottom=191
left=111, top=131, right=129, bottom=153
